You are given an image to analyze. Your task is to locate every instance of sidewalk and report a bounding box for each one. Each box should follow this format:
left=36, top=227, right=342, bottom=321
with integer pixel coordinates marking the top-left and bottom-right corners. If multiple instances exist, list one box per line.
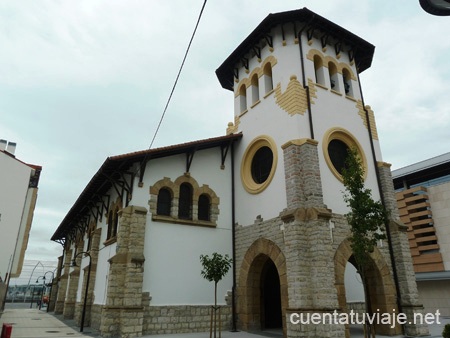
left=1, top=304, right=448, bottom=338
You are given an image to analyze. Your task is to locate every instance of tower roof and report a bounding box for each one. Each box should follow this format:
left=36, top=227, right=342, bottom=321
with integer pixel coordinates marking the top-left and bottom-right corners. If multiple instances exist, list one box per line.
left=216, top=7, right=375, bottom=91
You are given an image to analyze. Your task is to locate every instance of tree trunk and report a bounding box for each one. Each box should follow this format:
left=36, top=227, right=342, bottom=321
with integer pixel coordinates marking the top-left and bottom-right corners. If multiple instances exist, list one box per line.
left=214, top=282, right=218, bottom=338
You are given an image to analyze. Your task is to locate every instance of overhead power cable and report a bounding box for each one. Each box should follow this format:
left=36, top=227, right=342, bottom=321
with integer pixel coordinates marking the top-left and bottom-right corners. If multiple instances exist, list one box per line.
left=148, top=0, right=208, bottom=149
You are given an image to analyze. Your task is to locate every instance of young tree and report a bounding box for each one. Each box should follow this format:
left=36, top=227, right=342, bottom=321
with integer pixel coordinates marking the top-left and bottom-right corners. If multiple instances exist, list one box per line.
left=200, top=253, right=232, bottom=338
left=342, top=147, right=388, bottom=338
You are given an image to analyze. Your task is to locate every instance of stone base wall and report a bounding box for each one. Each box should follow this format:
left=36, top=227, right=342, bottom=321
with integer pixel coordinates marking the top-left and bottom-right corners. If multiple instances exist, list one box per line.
left=347, top=302, right=365, bottom=315
left=91, top=304, right=103, bottom=331
left=143, top=305, right=232, bottom=335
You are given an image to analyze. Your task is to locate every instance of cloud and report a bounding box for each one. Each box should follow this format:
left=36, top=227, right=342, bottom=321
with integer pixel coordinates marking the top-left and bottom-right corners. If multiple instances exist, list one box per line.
left=1, top=0, right=450, bottom=264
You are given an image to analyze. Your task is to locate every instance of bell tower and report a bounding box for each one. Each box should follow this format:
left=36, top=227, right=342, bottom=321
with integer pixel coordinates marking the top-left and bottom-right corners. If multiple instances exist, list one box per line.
left=217, top=8, right=428, bottom=337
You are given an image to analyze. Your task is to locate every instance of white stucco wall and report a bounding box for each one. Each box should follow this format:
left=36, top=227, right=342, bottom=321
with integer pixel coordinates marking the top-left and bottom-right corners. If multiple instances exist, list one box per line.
left=232, top=27, right=384, bottom=225
left=0, top=152, right=33, bottom=280
left=141, top=148, right=233, bottom=305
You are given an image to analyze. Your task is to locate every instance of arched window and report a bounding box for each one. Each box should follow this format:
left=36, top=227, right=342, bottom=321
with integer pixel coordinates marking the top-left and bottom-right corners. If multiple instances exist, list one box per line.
left=178, top=183, right=193, bottom=220
left=157, top=188, right=172, bottom=216
left=328, top=62, right=340, bottom=92
left=112, top=207, right=119, bottom=238
left=263, top=63, right=273, bottom=94
left=313, top=55, right=325, bottom=85
left=251, top=74, right=259, bottom=104
left=198, top=194, right=211, bottom=221
left=343, top=69, right=353, bottom=96
left=239, top=84, right=247, bottom=113
left=107, top=210, right=114, bottom=240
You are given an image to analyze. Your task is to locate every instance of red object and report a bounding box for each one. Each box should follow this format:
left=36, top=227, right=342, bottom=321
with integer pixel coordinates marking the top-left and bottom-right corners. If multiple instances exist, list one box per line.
left=1, top=324, right=13, bottom=338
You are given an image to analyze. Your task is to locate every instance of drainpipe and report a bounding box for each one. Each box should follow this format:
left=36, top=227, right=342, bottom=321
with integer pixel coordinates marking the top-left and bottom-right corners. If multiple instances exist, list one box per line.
left=356, top=71, right=404, bottom=332
left=298, top=17, right=316, bottom=140
left=231, top=141, right=237, bottom=332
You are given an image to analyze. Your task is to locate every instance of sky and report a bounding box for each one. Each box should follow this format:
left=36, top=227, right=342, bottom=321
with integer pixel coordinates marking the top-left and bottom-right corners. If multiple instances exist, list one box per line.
left=1, top=1, right=449, bottom=266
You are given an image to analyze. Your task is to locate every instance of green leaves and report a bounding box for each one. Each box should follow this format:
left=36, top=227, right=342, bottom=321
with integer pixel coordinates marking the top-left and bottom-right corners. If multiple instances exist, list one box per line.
left=342, top=147, right=387, bottom=267
left=200, top=252, right=232, bottom=284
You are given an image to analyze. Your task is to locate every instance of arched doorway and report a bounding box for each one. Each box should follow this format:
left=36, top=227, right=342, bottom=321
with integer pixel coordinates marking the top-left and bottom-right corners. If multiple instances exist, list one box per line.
left=261, top=259, right=282, bottom=329
left=238, top=238, right=288, bottom=336
left=335, top=239, right=401, bottom=336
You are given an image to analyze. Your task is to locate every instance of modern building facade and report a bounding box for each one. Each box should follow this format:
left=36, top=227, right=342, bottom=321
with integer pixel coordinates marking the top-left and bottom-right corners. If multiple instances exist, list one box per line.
left=51, top=8, right=428, bottom=337
left=0, top=140, right=41, bottom=309
left=393, top=152, right=450, bottom=317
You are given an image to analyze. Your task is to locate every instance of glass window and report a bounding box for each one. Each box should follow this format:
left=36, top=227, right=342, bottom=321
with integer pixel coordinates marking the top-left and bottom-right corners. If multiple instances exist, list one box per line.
left=157, top=188, right=172, bottom=216
left=251, top=146, right=274, bottom=184
left=328, top=139, right=350, bottom=175
left=198, top=194, right=211, bottom=221
left=178, top=183, right=193, bottom=220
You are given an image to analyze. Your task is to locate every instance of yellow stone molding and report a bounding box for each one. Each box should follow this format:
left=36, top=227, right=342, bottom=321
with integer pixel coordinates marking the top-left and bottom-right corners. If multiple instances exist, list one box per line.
left=322, top=127, right=368, bottom=182
left=275, top=75, right=308, bottom=116
left=356, top=101, right=379, bottom=140
left=281, top=138, right=318, bottom=149
left=241, top=135, right=278, bottom=194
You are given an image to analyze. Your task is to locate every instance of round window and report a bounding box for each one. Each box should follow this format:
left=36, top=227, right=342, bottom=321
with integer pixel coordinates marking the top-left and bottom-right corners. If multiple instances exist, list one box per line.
left=251, top=146, right=273, bottom=184
left=327, top=139, right=350, bottom=175
left=241, top=136, right=277, bottom=194
left=323, top=128, right=367, bottom=182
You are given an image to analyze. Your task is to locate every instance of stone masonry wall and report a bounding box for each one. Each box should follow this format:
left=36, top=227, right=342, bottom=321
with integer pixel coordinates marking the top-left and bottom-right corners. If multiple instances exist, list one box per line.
left=378, top=162, right=429, bottom=336
left=100, top=205, right=147, bottom=338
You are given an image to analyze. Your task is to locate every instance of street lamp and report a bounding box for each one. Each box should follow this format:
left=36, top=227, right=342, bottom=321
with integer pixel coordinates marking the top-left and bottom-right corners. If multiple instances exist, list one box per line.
left=71, top=251, right=92, bottom=333
left=43, top=270, right=55, bottom=312
left=35, top=276, right=45, bottom=310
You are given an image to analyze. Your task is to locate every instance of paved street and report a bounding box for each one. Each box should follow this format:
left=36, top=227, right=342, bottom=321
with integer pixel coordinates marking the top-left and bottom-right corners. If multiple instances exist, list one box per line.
left=1, top=302, right=448, bottom=338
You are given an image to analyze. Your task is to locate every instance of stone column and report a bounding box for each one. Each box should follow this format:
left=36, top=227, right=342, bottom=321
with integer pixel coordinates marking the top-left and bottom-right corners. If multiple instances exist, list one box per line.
left=100, top=205, right=147, bottom=338
left=75, top=227, right=101, bottom=327
left=281, top=139, right=345, bottom=337
left=55, top=249, right=72, bottom=314
left=378, top=162, right=429, bottom=336
left=63, top=241, right=84, bottom=319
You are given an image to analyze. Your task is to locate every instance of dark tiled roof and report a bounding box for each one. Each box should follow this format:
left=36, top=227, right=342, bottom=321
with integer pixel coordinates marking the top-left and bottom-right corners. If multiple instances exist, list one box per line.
left=51, top=133, right=242, bottom=242
left=216, top=7, right=375, bottom=91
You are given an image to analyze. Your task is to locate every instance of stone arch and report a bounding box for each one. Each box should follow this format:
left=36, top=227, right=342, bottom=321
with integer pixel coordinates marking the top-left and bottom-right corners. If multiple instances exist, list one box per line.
left=334, top=238, right=400, bottom=336
left=339, top=63, right=356, bottom=81
left=238, top=238, right=288, bottom=336
left=174, top=175, right=200, bottom=202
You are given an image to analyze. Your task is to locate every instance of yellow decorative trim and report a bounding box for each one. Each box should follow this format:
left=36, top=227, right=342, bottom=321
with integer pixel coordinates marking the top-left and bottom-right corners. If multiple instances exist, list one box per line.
left=315, top=82, right=328, bottom=90
left=308, top=39, right=313, bottom=46
left=356, top=101, right=379, bottom=140
left=294, top=38, right=299, bottom=44
left=282, top=40, right=287, bottom=46
left=263, top=89, right=275, bottom=99
left=377, top=161, right=392, bottom=168
left=241, top=135, right=278, bottom=194
left=306, top=49, right=356, bottom=80
left=274, top=75, right=307, bottom=116
left=322, top=47, right=327, bottom=52
left=322, top=127, right=368, bottom=182
left=307, top=78, right=317, bottom=105
left=281, top=138, right=318, bottom=149
left=235, top=56, right=277, bottom=97
left=250, top=100, right=261, bottom=109
left=226, top=115, right=240, bottom=135
left=235, top=80, right=250, bottom=98
left=336, top=52, right=341, bottom=59
left=330, top=89, right=343, bottom=96
left=345, top=95, right=357, bottom=102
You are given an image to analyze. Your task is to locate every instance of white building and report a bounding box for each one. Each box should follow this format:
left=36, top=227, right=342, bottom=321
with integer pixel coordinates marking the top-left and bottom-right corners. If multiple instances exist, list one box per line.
left=0, top=140, right=41, bottom=308
left=393, top=152, right=450, bottom=316
left=52, top=8, right=427, bottom=337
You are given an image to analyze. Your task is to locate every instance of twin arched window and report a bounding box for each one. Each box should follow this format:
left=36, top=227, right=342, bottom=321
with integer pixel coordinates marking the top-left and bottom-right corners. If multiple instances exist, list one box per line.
left=107, top=207, right=119, bottom=240
left=153, top=179, right=215, bottom=223
left=312, top=52, right=354, bottom=97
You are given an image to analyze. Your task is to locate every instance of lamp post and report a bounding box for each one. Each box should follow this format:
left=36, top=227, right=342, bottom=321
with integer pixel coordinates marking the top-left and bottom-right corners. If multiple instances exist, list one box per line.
left=36, top=276, right=45, bottom=310
left=72, top=251, right=92, bottom=333
left=43, top=270, right=55, bottom=312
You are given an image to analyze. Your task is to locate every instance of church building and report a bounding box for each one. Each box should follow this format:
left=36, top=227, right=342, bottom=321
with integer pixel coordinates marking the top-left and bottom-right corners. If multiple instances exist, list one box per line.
left=51, top=8, right=428, bottom=337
